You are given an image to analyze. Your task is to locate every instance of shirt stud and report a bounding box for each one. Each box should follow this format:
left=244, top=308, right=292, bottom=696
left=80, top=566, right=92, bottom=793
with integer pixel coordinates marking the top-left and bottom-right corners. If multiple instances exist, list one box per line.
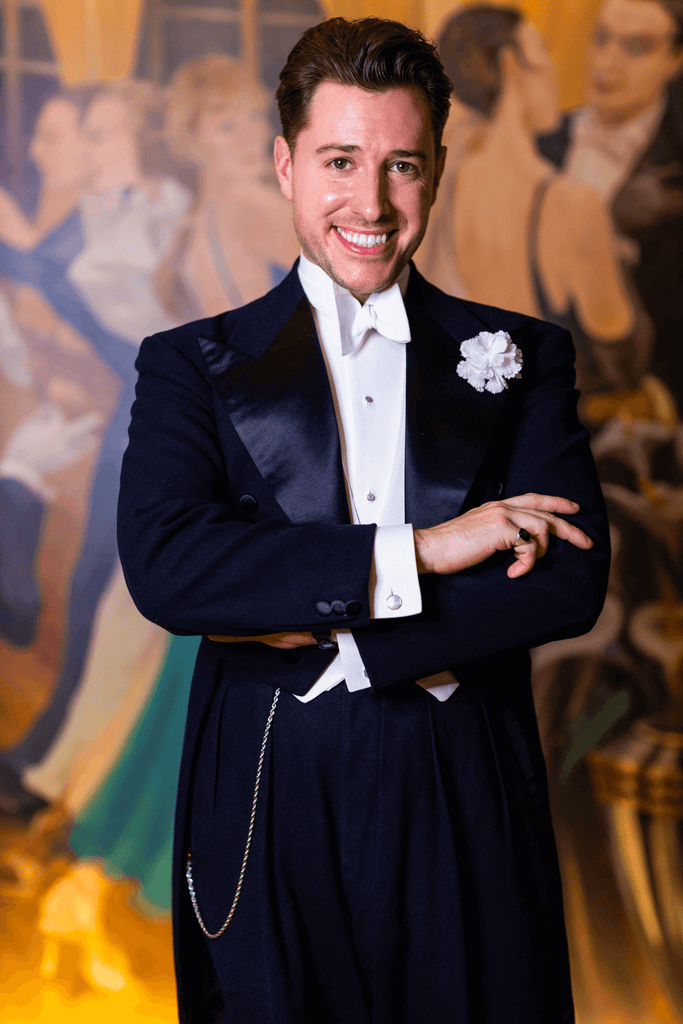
left=366, top=493, right=375, bottom=501
left=386, top=592, right=402, bottom=610
left=365, top=396, right=373, bottom=403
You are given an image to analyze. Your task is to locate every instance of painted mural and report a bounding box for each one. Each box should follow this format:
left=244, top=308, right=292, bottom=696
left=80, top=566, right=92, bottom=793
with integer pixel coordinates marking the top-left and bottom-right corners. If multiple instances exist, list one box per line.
left=0, top=0, right=681, bottom=1020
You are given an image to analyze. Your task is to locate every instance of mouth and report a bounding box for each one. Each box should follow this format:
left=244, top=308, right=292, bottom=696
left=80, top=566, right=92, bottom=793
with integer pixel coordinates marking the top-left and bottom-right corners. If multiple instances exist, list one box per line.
left=592, top=79, right=617, bottom=94
left=333, top=226, right=394, bottom=255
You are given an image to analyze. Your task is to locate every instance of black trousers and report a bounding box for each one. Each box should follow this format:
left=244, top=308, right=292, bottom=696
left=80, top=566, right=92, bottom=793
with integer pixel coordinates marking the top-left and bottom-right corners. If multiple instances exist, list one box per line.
left=188, top=677, right=574, bottom=1024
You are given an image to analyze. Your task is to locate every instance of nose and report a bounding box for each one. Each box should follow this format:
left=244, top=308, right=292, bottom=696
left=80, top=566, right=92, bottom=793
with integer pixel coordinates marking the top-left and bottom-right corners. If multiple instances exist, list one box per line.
left=592, top=39, right=622, bottom=77
left=351, top=166, right=390, bottom=224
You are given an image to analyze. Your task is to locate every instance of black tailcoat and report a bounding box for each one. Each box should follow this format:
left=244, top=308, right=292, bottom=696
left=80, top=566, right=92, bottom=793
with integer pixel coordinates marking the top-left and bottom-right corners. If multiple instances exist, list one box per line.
left=538, top=89, right=683, bottom=409
left=117, top=263, right=609, bottom=1023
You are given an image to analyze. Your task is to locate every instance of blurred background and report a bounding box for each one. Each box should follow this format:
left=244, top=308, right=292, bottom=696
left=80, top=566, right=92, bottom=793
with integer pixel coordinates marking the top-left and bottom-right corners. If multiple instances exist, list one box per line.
left=0, top=0, right=681, bottom=1020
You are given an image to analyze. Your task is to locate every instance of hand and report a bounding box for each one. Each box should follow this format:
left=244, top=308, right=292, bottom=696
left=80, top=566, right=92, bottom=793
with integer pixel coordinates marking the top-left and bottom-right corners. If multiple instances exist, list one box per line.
left=208, top=632, right=318, bottom=649
left=4, top=404, right=103, bottom=474
left=414, top=493, right=593, bottom=580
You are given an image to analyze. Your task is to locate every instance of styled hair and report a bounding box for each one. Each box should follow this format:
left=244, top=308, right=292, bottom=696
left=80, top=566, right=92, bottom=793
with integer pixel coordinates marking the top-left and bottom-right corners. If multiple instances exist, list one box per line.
left=54, top=82, right=106, bottom=123
left=651, top=0, right=683, bottom=46
left=276, top=17, right=453, bottom=151
left=437, top=5, right=523, bottom=119
left=91, top=78, right=163, bottom=135
left=166, top=54, right=268, bottom=160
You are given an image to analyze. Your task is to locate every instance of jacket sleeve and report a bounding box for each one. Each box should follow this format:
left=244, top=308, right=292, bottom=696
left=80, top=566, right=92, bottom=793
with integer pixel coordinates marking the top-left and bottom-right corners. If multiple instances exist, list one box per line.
left=0, top=477, right=45, bottom=647
left=353, top=323, right=611, bottom=689
left=117, top=329, right=377, bottom=638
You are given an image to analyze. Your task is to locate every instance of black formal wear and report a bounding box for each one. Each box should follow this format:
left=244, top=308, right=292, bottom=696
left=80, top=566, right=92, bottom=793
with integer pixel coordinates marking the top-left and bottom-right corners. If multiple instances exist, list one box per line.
left=117, top=262, right=610, bottom=1024
left=538, top=83, right=683, bottom=411
left=0, top=477, right=45, bottom=647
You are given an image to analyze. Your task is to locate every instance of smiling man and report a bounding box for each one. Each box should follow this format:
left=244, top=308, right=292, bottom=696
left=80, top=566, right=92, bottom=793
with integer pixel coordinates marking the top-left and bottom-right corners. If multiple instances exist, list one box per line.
left=118, top=18, right=610, bottom=1024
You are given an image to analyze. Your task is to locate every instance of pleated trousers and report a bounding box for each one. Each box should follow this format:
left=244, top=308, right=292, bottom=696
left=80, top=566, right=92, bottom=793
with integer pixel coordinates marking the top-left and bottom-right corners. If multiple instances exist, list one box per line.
left=188, top=674, right=574, bottom=1024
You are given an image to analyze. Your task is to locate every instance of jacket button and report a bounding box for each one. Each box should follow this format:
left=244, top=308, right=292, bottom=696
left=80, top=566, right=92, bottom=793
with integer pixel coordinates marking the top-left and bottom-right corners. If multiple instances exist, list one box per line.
left=331, top=600, right=346, bottom=615
left=316, top=601, right=332, bottom=616
left=239, top=494, right=258, bottom=514
left=344, top=600, right=362, bottom=617
left=496, top=483, right=503, bottom=497
left=280, top=650, right=299, bottom=664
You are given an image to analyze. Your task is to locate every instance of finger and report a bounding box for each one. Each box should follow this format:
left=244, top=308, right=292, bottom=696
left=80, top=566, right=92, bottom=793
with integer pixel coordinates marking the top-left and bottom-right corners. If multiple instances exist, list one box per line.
left=507, top=539, right=538, bottom=578
left=504, top=493, right=580, bottom=515
left=509, top=510, right=593, bottom=553
left=268, top=633, right=318, bottom=648
left=208, top=632, right=318, bottom=647
left=510, top=518, right=549, bottom=558
left=546, top=515, right=593, bottom=549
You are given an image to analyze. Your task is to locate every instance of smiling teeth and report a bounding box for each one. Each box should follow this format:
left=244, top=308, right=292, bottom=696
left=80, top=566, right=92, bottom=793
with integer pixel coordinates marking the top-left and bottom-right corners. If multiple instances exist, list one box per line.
left=337, top=228, right=388, bottom=247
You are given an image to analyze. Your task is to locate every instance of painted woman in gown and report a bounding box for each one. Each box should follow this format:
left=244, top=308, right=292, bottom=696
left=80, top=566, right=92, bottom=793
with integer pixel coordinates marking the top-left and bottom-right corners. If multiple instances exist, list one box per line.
left=71, top=59, right=295, bottom=912
left=156, top=54, right=299, bottom=321
left=418, top=6, right=648, bottom=396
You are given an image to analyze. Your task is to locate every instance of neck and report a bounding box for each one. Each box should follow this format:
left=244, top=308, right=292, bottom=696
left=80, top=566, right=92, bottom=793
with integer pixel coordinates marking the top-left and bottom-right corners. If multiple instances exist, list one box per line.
left=33, top=183, right=80, bottom=231
left=471, top=88, right=540, bottom=172
left=91, top=155, right=143, bottom=196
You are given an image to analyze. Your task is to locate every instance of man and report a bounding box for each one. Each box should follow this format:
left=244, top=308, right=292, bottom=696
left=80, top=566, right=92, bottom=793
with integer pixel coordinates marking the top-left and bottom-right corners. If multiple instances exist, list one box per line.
left=538, top=0, right=683, bottom=407
left=118, top=18, right=610, bottom=1024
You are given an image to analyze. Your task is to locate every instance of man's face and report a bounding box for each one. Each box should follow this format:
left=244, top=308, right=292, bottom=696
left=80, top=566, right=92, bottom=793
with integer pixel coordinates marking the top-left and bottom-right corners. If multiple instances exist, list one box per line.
left=274, top=82, right=445, bottom=302
left=588, top=0, right=683, bottom=124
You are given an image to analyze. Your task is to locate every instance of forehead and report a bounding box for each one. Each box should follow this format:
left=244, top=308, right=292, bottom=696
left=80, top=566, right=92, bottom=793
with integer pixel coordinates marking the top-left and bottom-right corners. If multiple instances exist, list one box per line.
left=85, top=95, right=132, bottom=131
left=37, top=98, right=79, bottom=133
left=301, top=81, right=434, bottom=149
left=597, top=0, right=676, bottom=36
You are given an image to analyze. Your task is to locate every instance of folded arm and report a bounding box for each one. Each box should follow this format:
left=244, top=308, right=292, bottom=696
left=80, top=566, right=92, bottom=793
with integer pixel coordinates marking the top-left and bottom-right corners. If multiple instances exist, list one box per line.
left=353, top=326, right=610, bottom=688
left=118, top=330, right=378, bottom=637
left=118, top=323, right=609, bottom=687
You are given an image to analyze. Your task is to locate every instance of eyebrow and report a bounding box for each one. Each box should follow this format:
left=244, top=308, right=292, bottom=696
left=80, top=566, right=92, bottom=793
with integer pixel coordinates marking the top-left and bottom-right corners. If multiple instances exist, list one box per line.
left=596, top=24, right=673, bottom=42
left=315, top=143, right=428, bottom=160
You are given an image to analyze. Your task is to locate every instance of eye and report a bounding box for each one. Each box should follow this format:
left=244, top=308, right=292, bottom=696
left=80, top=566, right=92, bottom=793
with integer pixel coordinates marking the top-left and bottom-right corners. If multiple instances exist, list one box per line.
left=623, top=36, right=656, bottom=57
left=592, top=26, right=610, bottom=48
left=390, top=160, right=418, bottom=176
left=329, top=157, right=351, bottom=170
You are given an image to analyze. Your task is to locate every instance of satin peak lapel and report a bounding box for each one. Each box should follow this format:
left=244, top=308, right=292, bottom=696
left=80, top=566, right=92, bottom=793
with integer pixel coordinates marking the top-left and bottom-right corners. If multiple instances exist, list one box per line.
left=199, top=295, right=349, bottom=526
left=404, top=272, right=516, bottom=530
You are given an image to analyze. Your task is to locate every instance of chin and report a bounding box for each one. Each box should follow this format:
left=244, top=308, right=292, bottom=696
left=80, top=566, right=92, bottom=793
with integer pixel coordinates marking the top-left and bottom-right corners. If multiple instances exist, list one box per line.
left=536, top=110, right=562, bottom=135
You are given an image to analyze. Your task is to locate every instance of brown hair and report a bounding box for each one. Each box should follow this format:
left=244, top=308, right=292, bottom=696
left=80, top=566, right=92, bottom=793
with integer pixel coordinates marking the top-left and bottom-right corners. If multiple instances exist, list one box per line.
left=166, top=54, right=268, bottom=161
left=55, top=82, right=106, bottom=123
left=437, top=5, right=524, bottom=119
left=275, top=17, right=453, bottom=151
left=644, top=0, right=683, bottom=46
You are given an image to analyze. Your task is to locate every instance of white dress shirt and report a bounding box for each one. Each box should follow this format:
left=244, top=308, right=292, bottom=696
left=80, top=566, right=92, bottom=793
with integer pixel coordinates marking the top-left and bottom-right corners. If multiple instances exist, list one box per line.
left=296, top=254, right=459, bottom=703
left=564, top=100, right=664, bottom=204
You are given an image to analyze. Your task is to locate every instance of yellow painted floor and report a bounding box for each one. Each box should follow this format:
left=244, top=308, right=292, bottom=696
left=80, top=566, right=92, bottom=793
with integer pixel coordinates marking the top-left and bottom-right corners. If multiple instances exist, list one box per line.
left=0, top=802, right=678, bottom=1023
left=0, top=807, right=177, bottom=1022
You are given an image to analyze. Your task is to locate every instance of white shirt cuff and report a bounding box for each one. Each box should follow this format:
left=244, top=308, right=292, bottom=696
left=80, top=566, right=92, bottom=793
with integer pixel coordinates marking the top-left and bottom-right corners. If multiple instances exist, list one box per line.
left=369, top=524, right=422, bottom=619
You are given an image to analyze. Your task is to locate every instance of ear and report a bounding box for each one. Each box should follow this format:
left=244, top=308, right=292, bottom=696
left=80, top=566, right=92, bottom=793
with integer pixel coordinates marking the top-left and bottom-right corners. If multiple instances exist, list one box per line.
left=431, top=145, right=447, bottom=206
left=274, top=135, right=293, bottom=201
left=499, top=45, right=524, bottom=85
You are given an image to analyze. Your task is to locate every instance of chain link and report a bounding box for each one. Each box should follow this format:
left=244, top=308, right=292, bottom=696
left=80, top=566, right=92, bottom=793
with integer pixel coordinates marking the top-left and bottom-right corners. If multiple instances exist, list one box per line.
left=186, top=686, right=281, bottom=939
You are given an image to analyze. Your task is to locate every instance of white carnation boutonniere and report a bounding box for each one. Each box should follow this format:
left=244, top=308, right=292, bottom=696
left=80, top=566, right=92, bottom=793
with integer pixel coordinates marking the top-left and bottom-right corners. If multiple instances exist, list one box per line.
left=457, top=331, right=522, bottom=394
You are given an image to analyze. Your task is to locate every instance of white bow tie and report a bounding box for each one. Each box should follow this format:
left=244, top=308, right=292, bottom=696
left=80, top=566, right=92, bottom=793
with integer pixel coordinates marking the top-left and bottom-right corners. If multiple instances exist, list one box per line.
left=338, top=290, right=411, bottom=356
